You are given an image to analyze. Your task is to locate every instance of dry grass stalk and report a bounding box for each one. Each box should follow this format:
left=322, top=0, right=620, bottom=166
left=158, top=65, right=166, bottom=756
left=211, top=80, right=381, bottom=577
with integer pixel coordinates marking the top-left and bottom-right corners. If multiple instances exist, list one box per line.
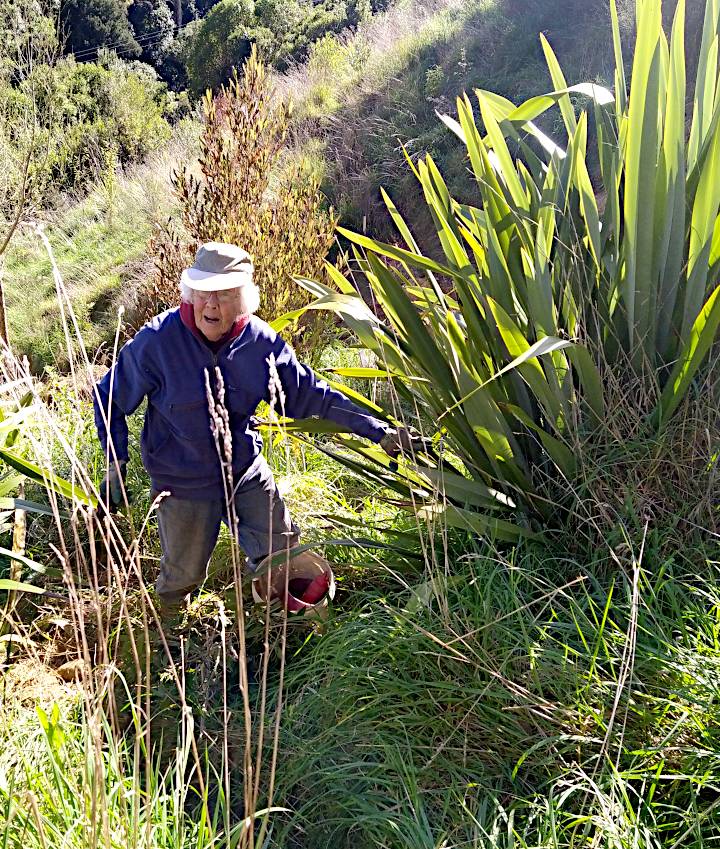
left=0, top=230, right=300, bottom=844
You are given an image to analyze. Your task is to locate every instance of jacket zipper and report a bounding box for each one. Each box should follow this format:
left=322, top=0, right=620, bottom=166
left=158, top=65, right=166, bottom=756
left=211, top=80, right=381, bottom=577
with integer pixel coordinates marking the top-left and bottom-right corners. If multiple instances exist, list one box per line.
left=179, top=309, right=249, bottom=400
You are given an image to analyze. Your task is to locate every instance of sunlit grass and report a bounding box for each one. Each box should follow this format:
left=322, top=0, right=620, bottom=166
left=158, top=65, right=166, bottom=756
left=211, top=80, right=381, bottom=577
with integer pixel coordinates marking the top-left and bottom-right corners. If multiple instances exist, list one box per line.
left=268, top=546, right=720, bottom=847
left=2, top=123, right=198, bottom=373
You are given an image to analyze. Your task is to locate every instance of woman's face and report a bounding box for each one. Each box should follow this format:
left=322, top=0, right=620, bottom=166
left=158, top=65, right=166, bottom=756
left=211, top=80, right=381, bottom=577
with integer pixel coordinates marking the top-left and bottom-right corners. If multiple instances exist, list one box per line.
left=192, top=288, right=242, bottom=341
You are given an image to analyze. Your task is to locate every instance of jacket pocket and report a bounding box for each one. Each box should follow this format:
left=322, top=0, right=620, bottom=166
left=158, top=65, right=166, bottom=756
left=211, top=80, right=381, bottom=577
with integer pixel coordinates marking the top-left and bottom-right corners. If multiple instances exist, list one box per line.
left=223, top=384, right=263, bottom=470
left=145, top=401, right=219, bottom=481
left=169, top=399, right=214, bottom=442
left=225, top=383, right=259, bottom=419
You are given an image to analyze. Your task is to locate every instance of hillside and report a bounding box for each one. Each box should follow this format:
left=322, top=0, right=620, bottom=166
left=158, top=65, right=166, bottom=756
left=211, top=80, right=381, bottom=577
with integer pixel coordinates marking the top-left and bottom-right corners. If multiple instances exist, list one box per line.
left=278, top=0, right=634, bottom=239
left=3, top=0, right=641, bottom=368
left=0, top=1, right=719, bottom=848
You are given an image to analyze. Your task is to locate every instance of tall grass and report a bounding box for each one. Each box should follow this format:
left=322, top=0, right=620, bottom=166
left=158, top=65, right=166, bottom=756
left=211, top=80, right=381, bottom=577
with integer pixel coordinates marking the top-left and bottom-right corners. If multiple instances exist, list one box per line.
left=0, top=236, right=717, bottom=849
left=0, top=234, right=305, bottom=848
left=2, top=118, right=200, bottom=372
left=268, top=541, right=720, bottom=847
left=0, top=224, right=445, bottom=847
left=274, top=0, right=479, bottom=120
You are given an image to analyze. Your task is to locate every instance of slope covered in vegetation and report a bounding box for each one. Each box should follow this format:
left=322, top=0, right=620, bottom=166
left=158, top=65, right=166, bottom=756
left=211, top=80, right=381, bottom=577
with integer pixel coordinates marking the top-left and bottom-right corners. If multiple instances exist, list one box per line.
left=3, top=0, right=636, bottom=367
left=277, top=0, right=636, bottom=237
left=0, top=1, right=719, bottom=848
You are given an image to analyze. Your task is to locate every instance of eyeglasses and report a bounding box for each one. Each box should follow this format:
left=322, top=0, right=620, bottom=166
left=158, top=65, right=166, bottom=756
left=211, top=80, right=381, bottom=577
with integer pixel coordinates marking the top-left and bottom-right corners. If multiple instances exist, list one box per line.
left=193, top=289, right=241, bottom=305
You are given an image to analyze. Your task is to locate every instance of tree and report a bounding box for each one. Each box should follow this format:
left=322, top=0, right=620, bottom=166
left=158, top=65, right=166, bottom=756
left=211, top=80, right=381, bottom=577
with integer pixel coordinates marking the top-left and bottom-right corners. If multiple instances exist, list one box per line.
left=128, top=0, right=175, bottom=67
left=181, top=0, right=255, bottom=95
left=254, top=0, right=303, bottom=37
left=60, top=0, right=141, bottom=61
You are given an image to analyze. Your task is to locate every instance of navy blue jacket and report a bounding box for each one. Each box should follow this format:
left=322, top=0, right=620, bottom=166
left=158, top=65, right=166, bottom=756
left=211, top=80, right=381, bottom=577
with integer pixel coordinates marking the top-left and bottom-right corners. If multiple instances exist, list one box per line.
left=93, top=308, right=389, bottom=499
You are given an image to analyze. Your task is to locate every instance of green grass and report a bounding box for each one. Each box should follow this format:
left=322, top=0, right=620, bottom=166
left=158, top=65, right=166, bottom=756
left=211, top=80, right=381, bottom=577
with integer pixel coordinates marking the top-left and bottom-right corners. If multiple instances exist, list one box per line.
left=0, top=697, right=229, bottom=848
left=264, top=541, right=720, bottom=847
left=3, top=372, right=719, bottom=848
left=5, top=191, right=150, bottom=372
left=280, top=0, right=629, bottom=238
left=2, top=526, right=719, bottom=847
left=2, top=127, right=196, bottom=374
left=292, top=0, right=494, bottom=122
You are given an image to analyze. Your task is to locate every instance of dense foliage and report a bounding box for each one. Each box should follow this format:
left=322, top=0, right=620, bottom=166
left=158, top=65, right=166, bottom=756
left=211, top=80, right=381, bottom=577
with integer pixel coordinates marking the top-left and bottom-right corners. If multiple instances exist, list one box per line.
left=0, top=55, right=172, bottom=199
left=180, top=0, right=257, bottom=95
left=55, top=0, right=397, bottom=95
left=128, top=0, right=176, bottom=67
left=0, top=0, right=173, bottom=211
left=60, top=0, right=141, bottom=60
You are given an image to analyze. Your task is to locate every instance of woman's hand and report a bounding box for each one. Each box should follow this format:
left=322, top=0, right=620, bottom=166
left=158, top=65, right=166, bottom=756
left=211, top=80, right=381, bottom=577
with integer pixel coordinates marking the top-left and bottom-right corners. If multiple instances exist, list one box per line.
left=380, top=427, right=424, bottom=458
left=100, top=460, right=127, bottom=514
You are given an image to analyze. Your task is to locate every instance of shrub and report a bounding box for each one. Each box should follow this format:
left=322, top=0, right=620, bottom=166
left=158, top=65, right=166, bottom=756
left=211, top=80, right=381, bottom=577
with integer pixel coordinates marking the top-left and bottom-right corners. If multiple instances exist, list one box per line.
left=274, top=0, right=354, bottom=66
left=307, top=32, right=350, bottom=80
left=59, top=0, right=141, bottom=60
left=15, top=55, right=172, bottom=195
left=254, top=0, right=304, bottom=39
left=128, top=0, right=176, bottom=67
left=289, top=0, right=720, bottom=538
left=0, top=0, right=59, bottom=263
left=99, top=57, right=173, bottom=161
left=0, top=0, right=58, bottom=82
left=301, top=33, right=353, bottom=115
left=423, top=63, right=444, bottom=99
left=150, top=47, right=336, bottom=353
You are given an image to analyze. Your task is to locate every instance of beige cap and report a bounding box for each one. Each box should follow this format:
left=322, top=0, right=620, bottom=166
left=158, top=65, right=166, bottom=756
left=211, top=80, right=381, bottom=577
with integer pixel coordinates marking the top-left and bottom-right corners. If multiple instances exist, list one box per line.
left=180, top=242, right=254, bottom=291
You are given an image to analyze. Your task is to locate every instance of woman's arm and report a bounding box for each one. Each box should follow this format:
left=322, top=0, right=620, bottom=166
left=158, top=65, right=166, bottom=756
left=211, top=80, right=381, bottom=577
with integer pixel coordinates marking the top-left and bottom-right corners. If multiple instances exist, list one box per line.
left=272, top=339, right=390, bottom=443
left=93, top=341, right=157, bottom=462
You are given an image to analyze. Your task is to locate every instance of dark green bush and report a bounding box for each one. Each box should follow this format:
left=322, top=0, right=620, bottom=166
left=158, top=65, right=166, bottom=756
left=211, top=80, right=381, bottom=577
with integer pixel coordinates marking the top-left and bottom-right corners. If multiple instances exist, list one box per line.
left=254, top=0, right=304, bottom=36
left=181, top=0, right=255, bottom=95
left=60, top=0, right=141, bottom=60
left=128, top=0, right=176, bottom=66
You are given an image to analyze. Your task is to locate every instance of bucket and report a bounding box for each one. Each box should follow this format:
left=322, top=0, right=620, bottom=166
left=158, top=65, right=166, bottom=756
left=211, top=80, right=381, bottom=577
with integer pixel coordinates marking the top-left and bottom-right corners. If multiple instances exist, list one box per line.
left=251, top=549, right=336, bottom=617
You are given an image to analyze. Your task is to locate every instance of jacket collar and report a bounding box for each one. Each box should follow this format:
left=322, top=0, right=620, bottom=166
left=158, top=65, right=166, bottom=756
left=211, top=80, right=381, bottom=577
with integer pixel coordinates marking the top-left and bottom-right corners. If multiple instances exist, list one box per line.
left=179, top=302, right=250, bottom=352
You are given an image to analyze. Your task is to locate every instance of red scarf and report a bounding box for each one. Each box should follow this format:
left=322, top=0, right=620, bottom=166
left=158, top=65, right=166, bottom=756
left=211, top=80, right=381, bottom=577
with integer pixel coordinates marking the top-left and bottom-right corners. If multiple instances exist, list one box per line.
left=180, top=302, right=250, bottom=352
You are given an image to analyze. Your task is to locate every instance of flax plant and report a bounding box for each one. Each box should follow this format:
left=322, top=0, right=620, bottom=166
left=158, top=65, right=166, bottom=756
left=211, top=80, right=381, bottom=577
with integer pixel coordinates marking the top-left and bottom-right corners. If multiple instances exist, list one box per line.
left=282, top=0, right=720, bottom=536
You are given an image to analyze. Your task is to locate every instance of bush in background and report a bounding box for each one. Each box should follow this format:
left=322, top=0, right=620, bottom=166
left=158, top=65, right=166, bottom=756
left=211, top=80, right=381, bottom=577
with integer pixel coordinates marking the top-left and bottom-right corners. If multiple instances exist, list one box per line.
left=128, top=0, right=176, bottom=67
left=1, top=54, right=172, bottom=199
left=267, top=0, right=359, bottom=68
left=150, top=47, right=336, bottom=352
left=60, top=0, right=141, bottom=60
left=181, top=0, right=257, bottom=96
left=0, top=0, right=59, bottom=235
left=178, top=0, right=388, bottom=92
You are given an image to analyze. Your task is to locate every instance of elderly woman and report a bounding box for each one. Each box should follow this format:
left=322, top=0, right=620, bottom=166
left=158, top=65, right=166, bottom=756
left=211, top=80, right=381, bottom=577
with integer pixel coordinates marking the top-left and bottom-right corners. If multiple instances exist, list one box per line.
left=94, top=242, right=411, bottom=608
